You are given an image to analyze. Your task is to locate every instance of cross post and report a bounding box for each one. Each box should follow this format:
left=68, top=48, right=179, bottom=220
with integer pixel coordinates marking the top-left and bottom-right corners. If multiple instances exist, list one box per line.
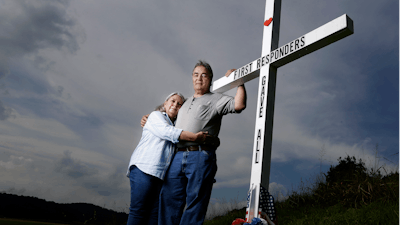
left=211, top=0, right=353, bottom=222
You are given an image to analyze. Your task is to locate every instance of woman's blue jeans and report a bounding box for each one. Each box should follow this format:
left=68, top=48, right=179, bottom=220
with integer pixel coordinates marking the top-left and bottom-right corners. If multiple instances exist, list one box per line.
left=159, top=150, right=217, bottom=225
left=127, top=165, right=162, bottom=225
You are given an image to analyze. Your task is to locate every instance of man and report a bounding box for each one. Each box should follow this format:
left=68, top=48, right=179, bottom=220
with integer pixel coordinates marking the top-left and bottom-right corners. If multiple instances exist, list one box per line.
left=142, top=60, right=246, bottom=225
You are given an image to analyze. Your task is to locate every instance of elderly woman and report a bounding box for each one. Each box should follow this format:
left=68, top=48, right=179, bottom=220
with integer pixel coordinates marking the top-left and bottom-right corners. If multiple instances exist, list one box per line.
left=126, top=92, right=212, bottom=225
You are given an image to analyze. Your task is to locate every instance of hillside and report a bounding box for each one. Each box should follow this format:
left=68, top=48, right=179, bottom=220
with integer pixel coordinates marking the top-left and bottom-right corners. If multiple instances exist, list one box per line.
left=0, top=193, right=128, bottom=225
left=205, top=156, right=399, bottom=225
left=1, top=155, right=398, bottom=225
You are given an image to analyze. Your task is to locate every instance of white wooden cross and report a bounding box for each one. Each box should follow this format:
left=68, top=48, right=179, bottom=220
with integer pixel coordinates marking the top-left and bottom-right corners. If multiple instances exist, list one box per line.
left=211, top=0, right=353, bottom=222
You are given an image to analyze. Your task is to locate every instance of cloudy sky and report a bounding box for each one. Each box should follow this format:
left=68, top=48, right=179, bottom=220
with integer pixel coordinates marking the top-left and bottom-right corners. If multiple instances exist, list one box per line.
left=0, top=0, right=398, bottom=214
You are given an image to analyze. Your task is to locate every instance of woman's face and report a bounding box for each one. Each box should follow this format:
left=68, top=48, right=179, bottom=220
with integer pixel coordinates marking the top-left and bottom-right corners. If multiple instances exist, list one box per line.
left=164, top=95, right=184, bottom=119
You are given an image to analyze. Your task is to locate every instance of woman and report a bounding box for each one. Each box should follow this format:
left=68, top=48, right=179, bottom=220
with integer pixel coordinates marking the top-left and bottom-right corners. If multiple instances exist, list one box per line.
left=126, top=92, right=211, bottom=225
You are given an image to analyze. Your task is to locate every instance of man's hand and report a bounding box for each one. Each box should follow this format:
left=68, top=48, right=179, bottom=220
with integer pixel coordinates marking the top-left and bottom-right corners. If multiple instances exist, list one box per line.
left=225, top=69, right=236, bottom=77
left=140, top=114, right=149, bottom=127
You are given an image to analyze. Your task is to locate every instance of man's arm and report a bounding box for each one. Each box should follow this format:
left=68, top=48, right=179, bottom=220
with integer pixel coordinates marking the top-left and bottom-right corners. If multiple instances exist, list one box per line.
left=234, top=84, right=246, bottom=112
left=225, top=69, right=247, bottom=113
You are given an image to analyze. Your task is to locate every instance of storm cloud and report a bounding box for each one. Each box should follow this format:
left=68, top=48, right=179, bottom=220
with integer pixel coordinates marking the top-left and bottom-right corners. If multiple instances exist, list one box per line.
left=0, top=0, right=83, bottom=57
left=0, top=0, right=85, bottom=123
left=55, top=150, right=98, bottom=178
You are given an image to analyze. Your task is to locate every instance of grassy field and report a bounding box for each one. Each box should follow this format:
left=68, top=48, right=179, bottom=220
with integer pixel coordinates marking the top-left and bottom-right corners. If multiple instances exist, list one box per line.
left=205, top=201, right=398, bottom=225
left=205, top=156, right=399, bottom=225
left=0, top=218, right=67, bottom=225
left=204, top=208, right=246, bottom=225
left=275, top=200, right=398, bottom=225
left=1, top=156, right=397, bottom=225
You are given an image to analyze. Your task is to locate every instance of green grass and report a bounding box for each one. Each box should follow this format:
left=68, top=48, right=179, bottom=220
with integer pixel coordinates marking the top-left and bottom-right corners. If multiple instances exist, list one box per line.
left=0, top=218, right=66, bottom=225
left=205, top=156, right=399, bottom=225
left=204, top=208, right=246, bottom=225
left=276, top=200, right=398, bottom=225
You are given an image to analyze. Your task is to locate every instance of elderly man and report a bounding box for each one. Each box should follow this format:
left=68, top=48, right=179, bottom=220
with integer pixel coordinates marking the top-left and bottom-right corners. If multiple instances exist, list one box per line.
left=142, top=60, right=246, bottom=225
left=156, top=60, right=246, bottom=225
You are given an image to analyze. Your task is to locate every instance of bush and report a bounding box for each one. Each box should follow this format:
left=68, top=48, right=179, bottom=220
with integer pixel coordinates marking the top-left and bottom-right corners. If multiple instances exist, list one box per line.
left=325, top=156, right=369, bottom=185
left=277, top=155, right=399, bottom=211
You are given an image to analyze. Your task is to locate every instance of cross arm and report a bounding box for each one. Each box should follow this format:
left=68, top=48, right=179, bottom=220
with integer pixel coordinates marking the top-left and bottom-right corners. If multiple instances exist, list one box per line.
left=212, top=14, right=354, bottom=93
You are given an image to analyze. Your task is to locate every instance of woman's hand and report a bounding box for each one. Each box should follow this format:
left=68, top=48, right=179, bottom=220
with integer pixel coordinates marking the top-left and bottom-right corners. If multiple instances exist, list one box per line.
left=194, top=132, right=220, bottom=147
left=194, top=131, right=208, bottom=143
left=179, top=131, right=219, bottom=147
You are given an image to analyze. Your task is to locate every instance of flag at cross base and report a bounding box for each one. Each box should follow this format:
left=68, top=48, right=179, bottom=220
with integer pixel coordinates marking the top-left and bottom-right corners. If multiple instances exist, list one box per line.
left=246, top=185, right=276, bottom=224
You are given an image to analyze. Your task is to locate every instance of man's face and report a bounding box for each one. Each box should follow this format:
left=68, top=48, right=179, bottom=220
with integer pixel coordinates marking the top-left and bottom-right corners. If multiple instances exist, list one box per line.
left=192, top=66, right=211, bottom=94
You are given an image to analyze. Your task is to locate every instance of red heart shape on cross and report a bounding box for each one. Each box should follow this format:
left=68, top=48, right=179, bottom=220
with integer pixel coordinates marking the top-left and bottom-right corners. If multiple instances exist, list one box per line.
left=264, top=17, right=273, bottom=26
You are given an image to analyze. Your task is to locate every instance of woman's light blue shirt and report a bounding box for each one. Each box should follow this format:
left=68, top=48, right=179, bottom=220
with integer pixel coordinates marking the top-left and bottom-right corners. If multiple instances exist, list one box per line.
left=127, top=111, right=183, bottom=180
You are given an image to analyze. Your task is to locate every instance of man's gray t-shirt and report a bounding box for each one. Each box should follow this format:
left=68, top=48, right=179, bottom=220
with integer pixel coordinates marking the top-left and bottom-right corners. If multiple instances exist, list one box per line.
left=175, top=92, right=236, bottom=148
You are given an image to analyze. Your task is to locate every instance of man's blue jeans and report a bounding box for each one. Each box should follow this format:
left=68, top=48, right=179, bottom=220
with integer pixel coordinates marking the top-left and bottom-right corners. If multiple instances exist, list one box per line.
left=159, top=149, right=217, bottom=225
left=127, top=165, right=162, bottom=225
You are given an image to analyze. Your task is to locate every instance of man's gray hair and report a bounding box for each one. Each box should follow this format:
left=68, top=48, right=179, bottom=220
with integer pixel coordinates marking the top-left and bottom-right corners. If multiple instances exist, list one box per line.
left=156, top=92, right=186, bottom=112
left=193, top=60, right=213, bottom=80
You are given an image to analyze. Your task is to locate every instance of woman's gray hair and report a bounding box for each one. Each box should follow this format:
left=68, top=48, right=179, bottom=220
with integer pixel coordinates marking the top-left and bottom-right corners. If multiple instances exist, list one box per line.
left=155, top=92, right=186, bottom=112
left=165, top=92, right=186, bottom=102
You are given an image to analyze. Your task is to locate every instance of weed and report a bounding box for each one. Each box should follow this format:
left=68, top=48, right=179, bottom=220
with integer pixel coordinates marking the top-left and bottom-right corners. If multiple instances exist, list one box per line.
left=206, top=154, right=399, bottom=225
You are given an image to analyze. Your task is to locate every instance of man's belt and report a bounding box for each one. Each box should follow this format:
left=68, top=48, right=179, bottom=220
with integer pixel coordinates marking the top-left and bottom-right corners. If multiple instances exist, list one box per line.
left=177, top=145, right=213, bottom=152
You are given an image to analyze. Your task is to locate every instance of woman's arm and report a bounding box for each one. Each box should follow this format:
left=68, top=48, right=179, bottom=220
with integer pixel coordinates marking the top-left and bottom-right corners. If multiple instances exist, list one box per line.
left=145, top=112, right=184, bottom=144
left=180, top=131, right=220, bottom=147
left=145, top=112, right=215, bottom=145
left=179, top=131, right=207, bottom=142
